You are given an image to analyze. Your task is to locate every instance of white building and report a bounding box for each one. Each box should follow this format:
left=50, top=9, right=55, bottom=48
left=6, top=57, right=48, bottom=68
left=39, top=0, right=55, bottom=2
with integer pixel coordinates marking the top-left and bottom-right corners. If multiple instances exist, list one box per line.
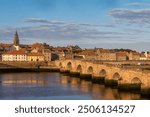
left=2, top=50, right=27, bottom=61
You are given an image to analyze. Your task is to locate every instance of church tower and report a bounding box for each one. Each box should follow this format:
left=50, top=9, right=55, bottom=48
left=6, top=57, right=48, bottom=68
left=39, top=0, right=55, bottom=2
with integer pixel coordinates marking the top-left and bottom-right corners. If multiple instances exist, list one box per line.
left=13, top=31, right=19, bottom=46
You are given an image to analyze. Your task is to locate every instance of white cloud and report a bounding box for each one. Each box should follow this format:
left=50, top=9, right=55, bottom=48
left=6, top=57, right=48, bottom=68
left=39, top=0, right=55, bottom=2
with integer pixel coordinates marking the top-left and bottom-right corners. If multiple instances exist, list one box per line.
left=23, top=18, right=65, bottom=25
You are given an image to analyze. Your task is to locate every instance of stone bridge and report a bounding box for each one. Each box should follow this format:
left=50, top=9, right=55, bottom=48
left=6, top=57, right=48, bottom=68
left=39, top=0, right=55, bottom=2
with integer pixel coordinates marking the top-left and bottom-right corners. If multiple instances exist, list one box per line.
left=55, top=59, right=150, bottom=95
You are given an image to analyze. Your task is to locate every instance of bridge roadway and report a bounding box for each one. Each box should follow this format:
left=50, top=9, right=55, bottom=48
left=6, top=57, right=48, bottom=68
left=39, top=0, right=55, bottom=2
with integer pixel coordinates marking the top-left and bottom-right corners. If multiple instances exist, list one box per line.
left=55, top=59, right=150, bottom=96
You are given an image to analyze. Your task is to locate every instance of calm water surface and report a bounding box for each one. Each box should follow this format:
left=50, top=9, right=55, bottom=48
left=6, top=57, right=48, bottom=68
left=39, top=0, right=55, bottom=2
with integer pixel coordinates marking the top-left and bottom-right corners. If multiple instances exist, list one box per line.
left=0, top=72, right=145, bottom=100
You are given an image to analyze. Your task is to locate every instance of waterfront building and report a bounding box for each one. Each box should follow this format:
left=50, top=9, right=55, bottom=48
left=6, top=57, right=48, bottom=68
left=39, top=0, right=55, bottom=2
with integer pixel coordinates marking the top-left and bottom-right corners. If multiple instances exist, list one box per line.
left=42, top=49, right=52, bottom=61
left=27, top=53, right=44, bottom=61
left=2, top=49, right=27, bottom=61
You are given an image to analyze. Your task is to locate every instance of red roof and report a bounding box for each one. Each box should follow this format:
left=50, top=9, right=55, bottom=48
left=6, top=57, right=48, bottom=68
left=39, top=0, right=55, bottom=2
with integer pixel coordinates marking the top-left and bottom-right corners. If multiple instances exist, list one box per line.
left=116, top=52, right=127, bottom=56
left=3, top=49, right=26, bottom=55
left=31, top=43, right=43, bottom=48
left=0, top=44, right=13, bottom=48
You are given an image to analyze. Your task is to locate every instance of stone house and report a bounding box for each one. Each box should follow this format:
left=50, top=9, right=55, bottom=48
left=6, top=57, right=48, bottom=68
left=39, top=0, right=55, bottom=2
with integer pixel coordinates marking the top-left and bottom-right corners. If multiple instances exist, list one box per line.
left=97, top=52, right=116, bottom=61
left=96, top=48, right=116, bottom=61
left=116, top=52, right=127, bottom=61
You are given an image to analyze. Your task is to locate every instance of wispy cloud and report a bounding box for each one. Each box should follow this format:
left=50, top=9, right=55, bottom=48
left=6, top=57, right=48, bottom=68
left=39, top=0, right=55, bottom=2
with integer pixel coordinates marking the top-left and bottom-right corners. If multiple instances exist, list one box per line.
left=23, top=18, right=65, bottom=25
left=109, top=8, right=150, bottom=24
left=128, top=2, right=150, bottom=7
left=0, top=17, right=150, bottom=51
left=0, top=18, right=130, bottom=45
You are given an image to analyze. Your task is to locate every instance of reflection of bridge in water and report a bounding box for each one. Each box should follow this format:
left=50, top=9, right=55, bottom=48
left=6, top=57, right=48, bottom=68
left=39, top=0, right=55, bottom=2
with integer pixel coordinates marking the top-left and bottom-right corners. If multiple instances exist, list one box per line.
left=56, top=59, right=150, bottom=96
left=59, top=75, right=141, bottom=100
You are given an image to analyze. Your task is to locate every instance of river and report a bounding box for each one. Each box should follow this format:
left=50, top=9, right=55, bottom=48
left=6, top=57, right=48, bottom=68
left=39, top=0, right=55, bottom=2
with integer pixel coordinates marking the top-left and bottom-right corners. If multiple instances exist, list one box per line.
left=0, top=72, right=147, bottom=100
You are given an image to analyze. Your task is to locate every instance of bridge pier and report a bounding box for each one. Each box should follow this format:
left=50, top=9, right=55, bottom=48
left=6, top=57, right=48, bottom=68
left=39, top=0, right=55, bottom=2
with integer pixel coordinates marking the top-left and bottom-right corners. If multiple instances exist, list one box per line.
left=80, top=73, right=92, bottom=81
left=92, top=76, right=105, bottom=84
left=69, top=71, right=80, bottom=77
left=105, top=78, right=118, bottom=87
left=141, top=86, right=150, bottom=97
left=118, top=83, right=141, bottom=93
left=60, top=68, right=70, bottom=74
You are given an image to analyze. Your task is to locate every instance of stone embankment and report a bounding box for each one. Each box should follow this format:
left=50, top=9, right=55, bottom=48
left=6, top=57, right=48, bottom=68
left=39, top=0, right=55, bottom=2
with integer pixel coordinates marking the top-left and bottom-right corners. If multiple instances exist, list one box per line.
left=0, top=61, right=59, bottom=72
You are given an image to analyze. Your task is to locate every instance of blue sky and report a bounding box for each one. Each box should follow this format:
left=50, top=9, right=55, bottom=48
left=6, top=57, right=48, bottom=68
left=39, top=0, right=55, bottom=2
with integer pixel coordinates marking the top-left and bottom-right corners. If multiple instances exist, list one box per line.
left=0, top=0, right=150, bottom=51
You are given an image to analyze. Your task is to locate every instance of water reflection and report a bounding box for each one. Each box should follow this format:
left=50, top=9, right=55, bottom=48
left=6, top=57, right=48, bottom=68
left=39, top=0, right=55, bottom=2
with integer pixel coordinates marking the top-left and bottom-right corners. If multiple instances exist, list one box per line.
left=60, top=75, right=142, bottom=100
left=0, top=73, right=48, bottom=86
left=0, top=72, right=144, bottom=100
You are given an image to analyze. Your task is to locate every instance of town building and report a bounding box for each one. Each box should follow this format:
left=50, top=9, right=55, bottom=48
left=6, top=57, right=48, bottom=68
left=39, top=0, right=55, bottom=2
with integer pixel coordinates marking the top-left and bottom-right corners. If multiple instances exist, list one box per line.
left=76, top=49, right=98, bottom=60
left=65, top=52, right=74, bottom=59
left=96, top=48, right=116, bottom=61
left=31, top=43, right=43, bottom=53
left=0, top=44, right=13, bottom=51
left=127, top=52, right=140, bottom=60
left=27, top=53, right=44, bottom=62
left=116, top=52, right=127, bottom=61
left=2, top=49, right=27, bottom=61
left=42, top=49, right=52, bottom=61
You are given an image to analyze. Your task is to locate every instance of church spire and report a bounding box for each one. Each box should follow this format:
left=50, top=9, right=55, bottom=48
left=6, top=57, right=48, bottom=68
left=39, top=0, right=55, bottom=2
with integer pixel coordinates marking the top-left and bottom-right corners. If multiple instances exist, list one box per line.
left=13, top=31, right=19, bottom=46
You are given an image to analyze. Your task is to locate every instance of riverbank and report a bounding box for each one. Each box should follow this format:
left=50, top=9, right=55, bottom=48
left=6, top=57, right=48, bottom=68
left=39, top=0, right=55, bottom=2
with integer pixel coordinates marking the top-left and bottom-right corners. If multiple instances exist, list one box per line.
left=0, top=67, right=60, bottom=73
left=0, top=61, right=59, bottom=73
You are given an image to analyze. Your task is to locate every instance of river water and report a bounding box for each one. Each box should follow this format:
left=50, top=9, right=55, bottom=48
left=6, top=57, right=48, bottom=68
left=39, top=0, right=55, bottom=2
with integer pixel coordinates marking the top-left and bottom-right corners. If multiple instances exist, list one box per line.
left=0, top=72, right=146, bottom=100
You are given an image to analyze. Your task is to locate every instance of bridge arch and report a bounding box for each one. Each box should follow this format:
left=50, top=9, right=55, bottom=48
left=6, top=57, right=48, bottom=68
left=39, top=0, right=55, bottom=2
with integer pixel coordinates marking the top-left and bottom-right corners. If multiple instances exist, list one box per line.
left=67, top=62, right=72, bottom=70
left=77, top=65, right=82, bottom=73
left=99, top=69, right=106, bottom=77
left=131, top=77, right=142, bottom=91
left=87, top=66, right=93, bottom=74
left=113, top=72, right=121, bottom=80
left=131, top=77, right=142, bottom=84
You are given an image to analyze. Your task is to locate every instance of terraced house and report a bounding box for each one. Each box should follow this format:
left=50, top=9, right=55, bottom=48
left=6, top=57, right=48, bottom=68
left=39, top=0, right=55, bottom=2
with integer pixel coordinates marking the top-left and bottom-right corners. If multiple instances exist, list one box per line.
left=2, top=49, right=27, bottom=61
